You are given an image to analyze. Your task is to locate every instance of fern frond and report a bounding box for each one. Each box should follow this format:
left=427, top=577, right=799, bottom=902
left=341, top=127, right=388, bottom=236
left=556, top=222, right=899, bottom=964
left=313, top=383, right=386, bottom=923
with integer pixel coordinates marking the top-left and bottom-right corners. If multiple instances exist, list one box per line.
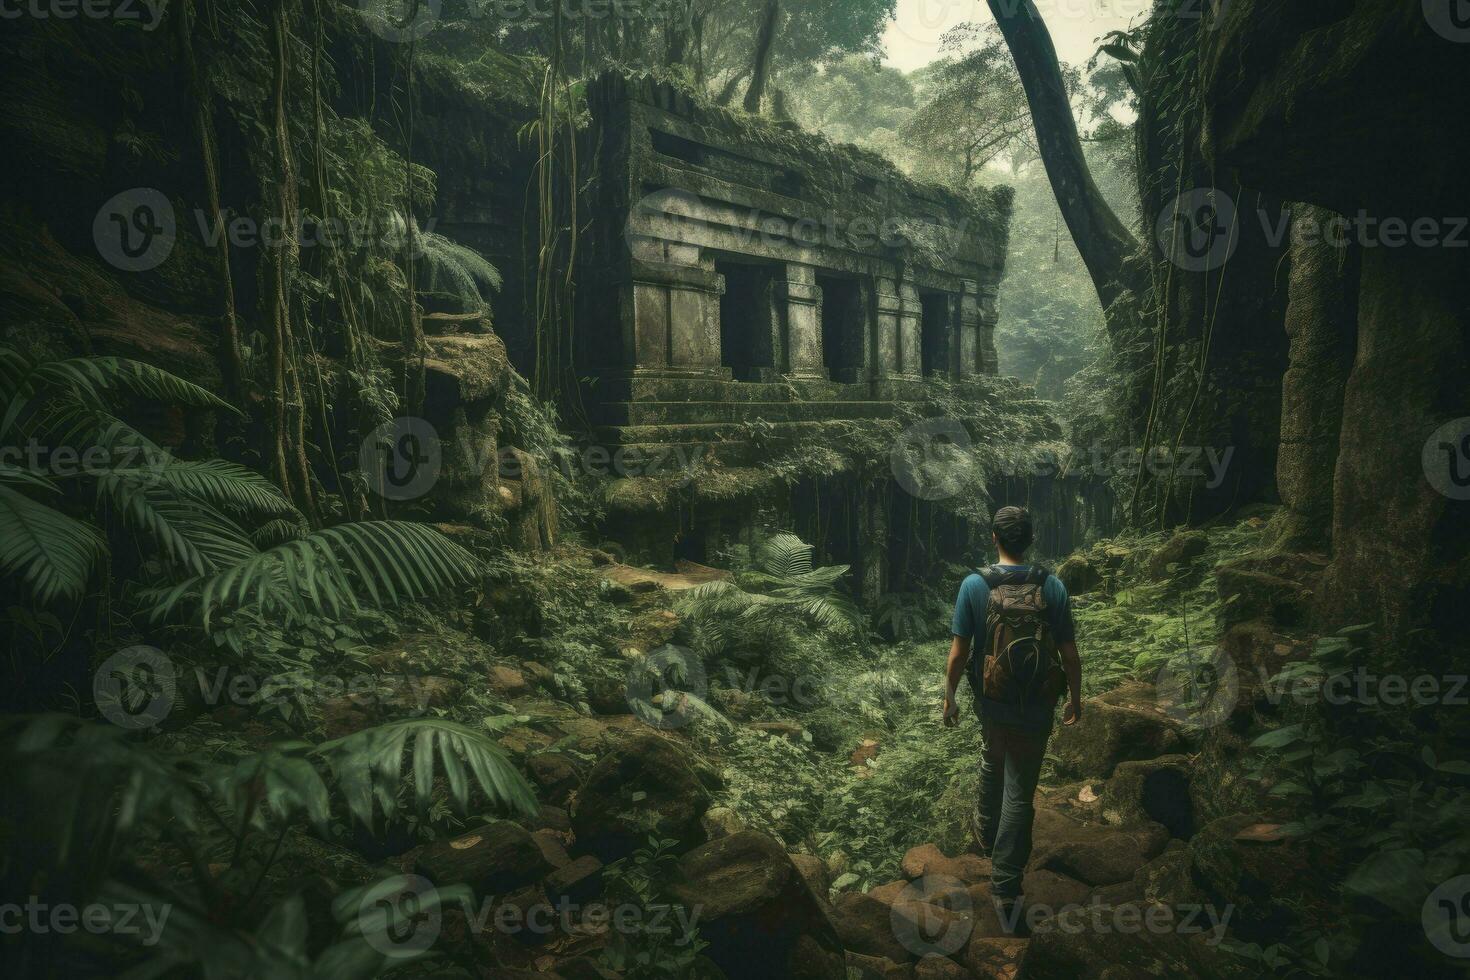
left=96, top=472, right=257, bottom=577
left=0, top=485, right=106, bottom=604
left=149, top=459, right=299, bottom=518
left=313, top=718, right=537, bottom=828
left=758, top=532, right=814, bottom=577
left=30, top=355, right=239, bottom=415
left=149, top=520, right=480, bottom=631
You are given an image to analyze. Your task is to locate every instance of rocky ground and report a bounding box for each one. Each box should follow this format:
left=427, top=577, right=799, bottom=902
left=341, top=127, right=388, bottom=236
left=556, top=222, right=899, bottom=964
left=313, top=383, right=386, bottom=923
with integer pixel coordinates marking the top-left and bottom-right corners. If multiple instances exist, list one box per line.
left=142, top=513, right=1343, bottom=979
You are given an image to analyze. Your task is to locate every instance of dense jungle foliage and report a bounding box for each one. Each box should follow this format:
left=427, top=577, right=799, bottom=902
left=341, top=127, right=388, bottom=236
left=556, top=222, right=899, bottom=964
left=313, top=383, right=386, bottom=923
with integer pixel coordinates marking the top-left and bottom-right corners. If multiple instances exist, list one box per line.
left=2, top=0, right=1468, bottom=978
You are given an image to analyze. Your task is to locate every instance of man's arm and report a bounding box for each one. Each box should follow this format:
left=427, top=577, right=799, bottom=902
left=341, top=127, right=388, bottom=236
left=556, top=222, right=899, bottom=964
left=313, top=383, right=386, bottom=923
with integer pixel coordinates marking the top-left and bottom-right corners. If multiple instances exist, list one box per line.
left=942, top=635, right=971, bottom=727
left=1059, top=640, right=1082, bottom=725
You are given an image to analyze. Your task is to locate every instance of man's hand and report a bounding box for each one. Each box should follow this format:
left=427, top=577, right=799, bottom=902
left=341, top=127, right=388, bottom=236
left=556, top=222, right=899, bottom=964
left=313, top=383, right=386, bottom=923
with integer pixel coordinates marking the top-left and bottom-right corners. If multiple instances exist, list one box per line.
left=942, top=697, right=960, bottom=727
left=1062, top=698, right=1082, bottom=726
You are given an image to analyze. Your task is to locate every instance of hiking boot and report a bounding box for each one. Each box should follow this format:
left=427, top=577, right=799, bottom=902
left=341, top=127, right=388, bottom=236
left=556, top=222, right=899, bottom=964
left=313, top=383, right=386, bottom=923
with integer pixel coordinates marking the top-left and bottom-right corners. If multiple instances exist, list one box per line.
left=993, top=897, right=1031, bottom=937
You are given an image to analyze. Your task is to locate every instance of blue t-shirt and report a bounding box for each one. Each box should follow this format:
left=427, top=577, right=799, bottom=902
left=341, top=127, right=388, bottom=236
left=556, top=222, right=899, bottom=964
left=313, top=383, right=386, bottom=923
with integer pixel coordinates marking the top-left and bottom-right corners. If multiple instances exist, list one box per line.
left=951, top=565, right=1075, bottom=731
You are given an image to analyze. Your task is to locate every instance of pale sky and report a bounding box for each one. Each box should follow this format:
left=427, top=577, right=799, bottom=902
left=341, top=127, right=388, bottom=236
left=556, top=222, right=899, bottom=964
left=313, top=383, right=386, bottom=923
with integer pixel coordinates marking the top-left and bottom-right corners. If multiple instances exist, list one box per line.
left=881, top=0, right=1149, bottom=73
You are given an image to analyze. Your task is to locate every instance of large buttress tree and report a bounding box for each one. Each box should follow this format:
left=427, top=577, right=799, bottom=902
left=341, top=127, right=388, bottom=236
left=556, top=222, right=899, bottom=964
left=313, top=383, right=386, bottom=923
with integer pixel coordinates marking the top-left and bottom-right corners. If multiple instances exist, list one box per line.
left=984, top=0, right=1146, bottom=320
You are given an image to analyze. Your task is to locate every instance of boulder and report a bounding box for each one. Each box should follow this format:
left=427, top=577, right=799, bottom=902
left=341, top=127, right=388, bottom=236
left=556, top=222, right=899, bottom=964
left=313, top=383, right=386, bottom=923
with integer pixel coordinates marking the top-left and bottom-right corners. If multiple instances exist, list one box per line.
left=572, top=734, right=711, bottom=862
left=1019, top=870, right=1090, bottom=914
left=1098, top=755, right=1195, bottom=839
left=1214, top=566, right=1311, bottom=631
left=913, top=954, right=972, bottom=980
left=900, top=845, right=991, bottom=885
left=846, top=951, right=915, bottom=980
left=866, top=880, right=910, bottom=907
left=544, top=854, right=604, bottom=906
left=1055, top=554, right=1102, bottom=596
left=1132, top=849, right=1200, bottom=906
left=835, top=879, right=977, bottom=964
left=531, top=829, right=572, bottom=869
left=790, top=853, right=830, bottom=900
left=319, top=675, right=463, bottom=740
left=527, top=804, right=572, bottom=834
left=487, top=665, right=531, bottom=698
left=1187, top=813, right=1326, bottom=943
left=528, top=751, right=582, bottom=805
left=414, top=821, right=555, bottom=898
left=666, top=830, right=846, bottom=980
left=1027, top=810, right=1168, bottom=887
left=702, top=806, right=746, bottom=841
left=1022, top=903, right=1247, bottom=979
left=497, top=882, right=555, bottom=946
left=962, top=938, right=1027, bottom=980
left=1145, top=530, right=1210, bottom=580
left=522, top=660, right=557, bottom=690
left=1049, top=682, right=1188, bottom=780
left=832, top=892, right=912, bottom=963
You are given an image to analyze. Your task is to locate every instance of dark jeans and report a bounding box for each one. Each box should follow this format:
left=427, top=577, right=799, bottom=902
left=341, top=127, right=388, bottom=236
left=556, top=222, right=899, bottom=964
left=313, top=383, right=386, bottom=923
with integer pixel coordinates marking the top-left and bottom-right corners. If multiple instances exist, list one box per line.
left=973, top=720, right=1050, bottom=900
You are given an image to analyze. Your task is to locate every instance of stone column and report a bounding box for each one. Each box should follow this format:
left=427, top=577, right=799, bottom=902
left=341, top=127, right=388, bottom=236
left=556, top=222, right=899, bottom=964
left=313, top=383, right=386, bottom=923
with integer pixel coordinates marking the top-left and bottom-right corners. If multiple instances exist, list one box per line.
left=619, top=237, right=728, bottom=376
left=897, top=280, right=922, bottom=377
left=978, top=283, right=1000, bottom=375
left=958, top=280, right=982, bottom=377
left=874, top=274, right=922, bottom=378
left=1276, top=204, right=1357, bottom=550
left=777, top=262, right=827, bottom=378
left=874, top=274, right=902, bottom=377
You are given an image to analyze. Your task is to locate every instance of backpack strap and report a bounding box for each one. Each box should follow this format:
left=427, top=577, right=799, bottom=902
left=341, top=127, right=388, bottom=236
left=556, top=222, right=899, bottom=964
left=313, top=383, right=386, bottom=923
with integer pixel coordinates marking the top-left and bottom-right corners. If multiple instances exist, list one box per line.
left=979, top=564, right=1051, bottom=588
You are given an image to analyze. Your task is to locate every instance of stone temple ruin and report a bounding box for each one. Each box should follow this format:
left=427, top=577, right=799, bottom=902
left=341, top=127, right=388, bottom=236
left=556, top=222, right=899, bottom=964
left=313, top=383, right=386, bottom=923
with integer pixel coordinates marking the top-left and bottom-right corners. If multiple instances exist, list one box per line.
left=578, top=74, right=1008, bottom=419
left=416, top=72, right=1104, bottom=593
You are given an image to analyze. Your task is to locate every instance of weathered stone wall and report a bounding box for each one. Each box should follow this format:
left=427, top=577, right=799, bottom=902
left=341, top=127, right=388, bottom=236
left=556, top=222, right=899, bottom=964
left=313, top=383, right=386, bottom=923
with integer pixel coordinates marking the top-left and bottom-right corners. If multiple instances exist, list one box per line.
left=1274, top=205, right=1357, bottom=551
left=580, top=73, right=1011, bottom=384
left=1201, top=0, right=1470, bottom=646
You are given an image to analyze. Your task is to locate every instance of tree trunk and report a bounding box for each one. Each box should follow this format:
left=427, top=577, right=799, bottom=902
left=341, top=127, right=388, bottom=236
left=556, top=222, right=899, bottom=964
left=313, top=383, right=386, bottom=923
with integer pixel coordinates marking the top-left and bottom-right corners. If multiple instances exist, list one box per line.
left=714, top=67, right=750, bottom=107
left=985, top=0, right=1143, bottom=316
left=742, top=0, right=779, bottom=114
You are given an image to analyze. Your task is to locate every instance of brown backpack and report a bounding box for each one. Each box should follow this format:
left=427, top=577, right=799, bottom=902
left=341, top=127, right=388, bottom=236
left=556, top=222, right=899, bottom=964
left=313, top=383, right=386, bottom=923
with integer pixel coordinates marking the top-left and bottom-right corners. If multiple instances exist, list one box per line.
left=974, top=565, right=1066, bottom=707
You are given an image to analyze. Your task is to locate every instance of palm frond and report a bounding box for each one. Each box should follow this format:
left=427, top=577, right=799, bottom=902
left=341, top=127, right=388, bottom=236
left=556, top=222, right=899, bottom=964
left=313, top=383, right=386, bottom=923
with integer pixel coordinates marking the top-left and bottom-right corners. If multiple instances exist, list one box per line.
left=313, top=718, right=537, bottom=828
left=96, top=472, right=257, bottom=577
left=0, top=485, right=106, bottom=604
left=30, top=355, right=239, bottom=415
left=757, top=532, right=814, bottom=578
left=148, top=459, right=298, bottom=518
left=149, top=521, right=480, bottom=631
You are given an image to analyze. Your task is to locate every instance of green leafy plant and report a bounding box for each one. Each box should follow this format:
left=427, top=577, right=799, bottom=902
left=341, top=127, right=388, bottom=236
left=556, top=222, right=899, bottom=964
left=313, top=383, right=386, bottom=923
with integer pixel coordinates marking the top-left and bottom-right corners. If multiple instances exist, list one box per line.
left=599, top=836, right=709, bottom=979
left=0, top=346, right=481, bottom=642
left=1, top=712, right=535, bottom=977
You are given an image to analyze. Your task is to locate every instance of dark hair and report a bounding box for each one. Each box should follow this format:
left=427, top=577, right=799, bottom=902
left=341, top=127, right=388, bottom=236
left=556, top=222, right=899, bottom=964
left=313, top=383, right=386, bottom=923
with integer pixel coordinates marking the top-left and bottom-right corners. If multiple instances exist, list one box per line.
left=992, top=505, right=1034, bottom=556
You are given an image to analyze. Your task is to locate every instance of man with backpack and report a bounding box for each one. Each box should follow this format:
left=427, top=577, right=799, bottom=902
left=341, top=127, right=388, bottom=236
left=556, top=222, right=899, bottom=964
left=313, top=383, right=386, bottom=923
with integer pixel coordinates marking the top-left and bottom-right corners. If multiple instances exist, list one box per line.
left=941, top=506, right=1081, bottom=930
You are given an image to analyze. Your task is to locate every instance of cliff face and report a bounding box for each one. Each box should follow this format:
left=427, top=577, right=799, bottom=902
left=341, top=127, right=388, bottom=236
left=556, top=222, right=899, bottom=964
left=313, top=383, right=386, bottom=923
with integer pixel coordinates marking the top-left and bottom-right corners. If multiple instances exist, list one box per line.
left=1200, top=0, right=1470, bottom=648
